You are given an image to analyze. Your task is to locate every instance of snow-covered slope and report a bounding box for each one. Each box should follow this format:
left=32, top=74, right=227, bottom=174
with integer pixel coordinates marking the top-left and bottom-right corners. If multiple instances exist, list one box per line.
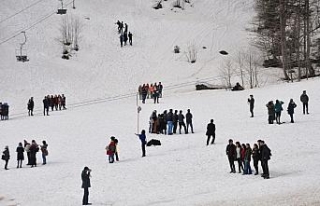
left=1, top=0, right=320, bottom=206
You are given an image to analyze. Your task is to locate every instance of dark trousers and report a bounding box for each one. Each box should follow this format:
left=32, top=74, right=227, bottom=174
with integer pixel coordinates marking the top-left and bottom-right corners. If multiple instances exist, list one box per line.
left=289, top=113, right=294, bottom=123
left=179, top=122, right=187, bottom=134
left=275, top=112, right=281, bottom=124
left=250, top=107, right=254, bottom=117
left=141, top=143, right=146, bottom=157
left=268, top=115, right=274, bottom=124
left=28, top=109, right=33, bottom=116
left=17, top=160, right=23, bottom=168
left=43, top=107, right=49, bottom=116
left=82, top=187, right=89, bottom=205
left=27, top=152, right=31, bottom=165
left=173, top=122, right=178, bottom=134
left=253, top=159, right=259, bottom=174
left=236, top=158, right=243, bottom=173
left=4, top=160, right=9, bottom=169
left=206, top=134, right=215, bottom=145
left=303, top=103, right=309, bottom=114
left=228, top=156, right=235, bottom=172
left=262, top=160, right=269, bottom=177
left=129, top=39, right=132, bottom=46
left=186, top=122, right=193, bottom=133
left=108, top=154, right=114, bottom=163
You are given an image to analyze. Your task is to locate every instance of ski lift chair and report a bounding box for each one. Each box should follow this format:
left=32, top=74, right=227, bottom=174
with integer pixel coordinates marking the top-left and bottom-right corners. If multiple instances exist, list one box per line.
left=16, top=31, right=29, bottom=62
left=57, top=0, right=67, bottom=14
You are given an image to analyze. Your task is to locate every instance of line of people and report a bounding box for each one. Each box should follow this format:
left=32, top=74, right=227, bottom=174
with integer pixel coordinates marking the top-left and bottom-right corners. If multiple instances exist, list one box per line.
left=138, top=82, right=163, bottom=104
left=42, top=94, right=67, bottom=116
left=226, top=139, right=272, bottom=179
left=1, top=140, right=48, bottom=170
left=149, top=109, right=194, bottom=135
left=116, top=20, right=133, bottom=47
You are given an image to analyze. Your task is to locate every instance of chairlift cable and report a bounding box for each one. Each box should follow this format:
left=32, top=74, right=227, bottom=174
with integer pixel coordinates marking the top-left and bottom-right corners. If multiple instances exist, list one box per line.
left=0, top=0, right=73, bottom=46
left=0, top=0, right=48, bottom=25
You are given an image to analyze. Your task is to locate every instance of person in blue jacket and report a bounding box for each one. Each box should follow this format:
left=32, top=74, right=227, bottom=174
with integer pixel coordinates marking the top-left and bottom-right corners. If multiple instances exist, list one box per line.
left=135, top=130, right=147, bottom=157
left=274, top=99, right=284, bottom=124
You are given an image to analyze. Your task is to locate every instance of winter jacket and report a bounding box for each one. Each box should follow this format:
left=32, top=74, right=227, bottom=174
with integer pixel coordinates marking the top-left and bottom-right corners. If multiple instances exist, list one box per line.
left=186, top=112, right=192, bottom=123
left=206, top=123, right=215, bottom=135
left=274, top=101, right=284, bottom=113
left=166, top=112, right=173, bottom=121
left=261, top=145, right=271, bottom=161
left=81, top=169, right=91, bottom=188
left=27, top=99, right=34, bottom=110
left=248, top=98, right=255, bottom=109
left=252, top=147, right=260, bottom=161
left=2, top=148, right=10, bottom=161
left=244, top=147, right=252, bottom=161
left=41, top=143, right=48, bottom=156
left=106, top=141, right=116, bottom=155
left=300, top=94, right=309, bottom=103
left=173, top=113, right=178, bottom=123
left=226, top=144, right=236, bottom=159
left=240, top=148, right=246, bottom=161
left=178, top=113, right=185, bottom=123
left=287, top=101, right=297, bottom=114
left=266, top=102, right=275, bottom=116
left=138, top=133, right=147, bottom=144
left=16, top=146, right=24, bottom=160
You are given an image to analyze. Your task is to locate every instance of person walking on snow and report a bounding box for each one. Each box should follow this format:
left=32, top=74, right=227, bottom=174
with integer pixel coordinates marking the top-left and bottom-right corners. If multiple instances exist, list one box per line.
left=128, top=32, right=133, bottom=46
left=27, top=97, right=34, bottom=116
left=287, top=99, right=297, bottom=123
left=206, top=119, right=215, bottom=145
left=300, top=90, right=309, bottom=114
left=135, top=130, right=147, bottom=157
left=248, top=95, right=255, bottom=117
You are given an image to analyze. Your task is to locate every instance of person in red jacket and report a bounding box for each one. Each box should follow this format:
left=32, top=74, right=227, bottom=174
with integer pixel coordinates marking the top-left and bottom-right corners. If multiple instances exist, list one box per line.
left=105, top=137, right=116, bottom=163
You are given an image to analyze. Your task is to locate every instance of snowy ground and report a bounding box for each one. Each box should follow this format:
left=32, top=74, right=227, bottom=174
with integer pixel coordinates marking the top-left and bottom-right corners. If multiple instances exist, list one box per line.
left=1, top=0, right=320, bottom=205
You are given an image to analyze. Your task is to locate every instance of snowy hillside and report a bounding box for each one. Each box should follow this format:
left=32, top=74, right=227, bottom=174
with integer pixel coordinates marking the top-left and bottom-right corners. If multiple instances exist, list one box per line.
left=1, top=0, right=320, bottom=206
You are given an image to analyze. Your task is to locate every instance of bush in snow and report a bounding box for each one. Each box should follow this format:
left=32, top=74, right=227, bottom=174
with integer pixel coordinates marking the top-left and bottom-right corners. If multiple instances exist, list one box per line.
left=185, top=43, right=197, bottom=63
left=172, top=0, right=185, bottom=9
left=153, top=1, right=163, bottom=9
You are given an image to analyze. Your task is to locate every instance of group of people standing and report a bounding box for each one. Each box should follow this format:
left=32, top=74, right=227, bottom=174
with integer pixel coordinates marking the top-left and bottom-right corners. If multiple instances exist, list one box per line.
left=105, top=136, right=119, bottom=163
left=138, top=82, right=163, bottom=104
left=226, top=139, right=271, bottom=179
left=149, top=109, right=194, bottom=135
left=0, top=102, right=9, bottom=120
left=116, top=20, right=133, bottom=47
left=42, top=94, right=67, bottom=116
left=248, top=90, right=310, bottom=124
left=1, top=140, right=48, bottom=170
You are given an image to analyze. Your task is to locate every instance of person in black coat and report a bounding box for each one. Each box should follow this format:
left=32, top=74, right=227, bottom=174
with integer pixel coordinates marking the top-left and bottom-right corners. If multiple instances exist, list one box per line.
left=27, top=97, right=34, bottom=116
left=186, top=109, right=194, bottom=134
left=252, top=143, right=260, bottom=175
left=2, top=146, right=10, bottom=170
left=206, top=119, right=215, bottom=145
left=226, top=139, right=236, bottom=173
left=172, top=110, right=178, bottom=134
left=81, top=166, right=91, bottom=205
left=287, top=99, right=297, bottom=123
left=128, top=32, right=133, bottom=46
left=178, top=110, right=187, bottom=134
left=260, top=141, right=271, bottom=179
left=16, top=142, right=24, bottom=168
left=29, top=140, right=39, bottom=167
left=43, top=96, right=49, bottom=116
left=248, top=95, right=255, bottom=117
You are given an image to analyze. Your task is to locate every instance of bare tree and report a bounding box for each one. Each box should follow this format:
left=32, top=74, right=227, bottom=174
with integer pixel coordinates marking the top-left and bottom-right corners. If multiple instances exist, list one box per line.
left=219, top=60, right=234, bottom=89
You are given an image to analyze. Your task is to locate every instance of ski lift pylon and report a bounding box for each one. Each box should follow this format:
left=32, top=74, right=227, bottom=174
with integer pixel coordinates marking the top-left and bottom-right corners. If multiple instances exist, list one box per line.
left=16, top=31, right=29, bottom=62
left=57, top=0, right=67, bottom=14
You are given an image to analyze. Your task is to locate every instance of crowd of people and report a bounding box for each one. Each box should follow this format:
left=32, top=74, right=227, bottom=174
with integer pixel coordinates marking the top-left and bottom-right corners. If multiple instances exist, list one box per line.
left=116, top=20, right=133, bottom=47
left=138, top=82, right=163, bottom=104
left=0, top=102, right=9, bottom=120
left=148, top=109, right=194, bottom=135
left=226, top=139, right=272, bottom=179
left=1, top=139, right=48, bottom=170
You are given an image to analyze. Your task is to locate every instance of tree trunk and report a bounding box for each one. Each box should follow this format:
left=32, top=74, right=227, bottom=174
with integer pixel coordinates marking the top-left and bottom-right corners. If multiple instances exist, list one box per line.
left=280, top=0, right=289, bottom=80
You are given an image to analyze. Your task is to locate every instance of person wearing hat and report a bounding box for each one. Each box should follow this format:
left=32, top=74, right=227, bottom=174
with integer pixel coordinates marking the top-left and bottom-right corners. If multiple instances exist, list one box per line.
left=2, top=146, right=10, bottom=170
left=81, top=166, right=91, bottom=205
left=105, top=137, right=116, bottom=163
left=248, top=95, right=255, bottom=117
